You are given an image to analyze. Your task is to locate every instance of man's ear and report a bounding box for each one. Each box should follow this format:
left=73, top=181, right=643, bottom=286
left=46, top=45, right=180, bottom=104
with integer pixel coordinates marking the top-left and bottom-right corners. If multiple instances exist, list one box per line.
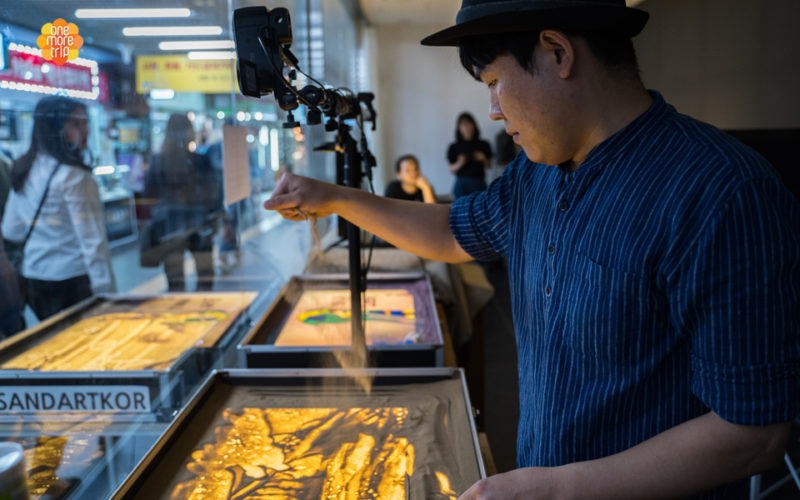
left=538, top=30, right=575, bottom=79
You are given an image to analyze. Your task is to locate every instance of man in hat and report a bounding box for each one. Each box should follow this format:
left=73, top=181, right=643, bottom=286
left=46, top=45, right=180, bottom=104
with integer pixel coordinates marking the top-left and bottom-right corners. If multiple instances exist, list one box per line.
left=265, top=0, right=799, bottom=497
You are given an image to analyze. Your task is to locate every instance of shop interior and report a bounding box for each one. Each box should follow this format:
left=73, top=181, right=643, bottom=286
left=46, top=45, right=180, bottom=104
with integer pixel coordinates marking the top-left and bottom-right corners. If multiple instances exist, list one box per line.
left=0, top=0, right=798, bottom=498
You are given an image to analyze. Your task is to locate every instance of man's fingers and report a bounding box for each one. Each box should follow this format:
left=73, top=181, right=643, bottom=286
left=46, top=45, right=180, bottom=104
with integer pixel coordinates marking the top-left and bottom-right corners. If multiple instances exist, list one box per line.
left=264, top=193, right=300, bottom=211
left=277, top=208, right=306, bottom=221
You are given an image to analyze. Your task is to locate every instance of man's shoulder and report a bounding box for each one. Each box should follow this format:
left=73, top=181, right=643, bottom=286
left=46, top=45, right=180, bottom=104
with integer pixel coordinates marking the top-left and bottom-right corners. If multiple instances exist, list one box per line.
left=660, top=111, right=777, bottom=182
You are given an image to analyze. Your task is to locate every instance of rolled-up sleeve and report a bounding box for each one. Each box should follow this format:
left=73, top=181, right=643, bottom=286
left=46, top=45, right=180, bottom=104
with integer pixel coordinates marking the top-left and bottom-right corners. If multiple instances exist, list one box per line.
left=674, top=179, right=800, bottom=424
left=449, top=159, right=517, bottom=262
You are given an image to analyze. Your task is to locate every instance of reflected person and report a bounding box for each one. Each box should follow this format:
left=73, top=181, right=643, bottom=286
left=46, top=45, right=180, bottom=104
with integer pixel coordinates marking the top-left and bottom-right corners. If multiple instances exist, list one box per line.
left=2, top=96, right=115, bottom=321
left=145, top=114, right=223, bottom=292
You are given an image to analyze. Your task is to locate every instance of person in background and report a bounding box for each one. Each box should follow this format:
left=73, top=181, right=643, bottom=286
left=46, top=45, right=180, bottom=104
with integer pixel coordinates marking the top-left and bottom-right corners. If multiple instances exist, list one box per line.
left=145, top=113, right=222, bottom=292
left=384, top=154, right=435, bottom=203
left=0, top=150, right=12, bottom=220
left=447, top=112, right=493, bottom=198
left=2, top=96, right=115, bottom=321
left=0, top=225, right=23, bottom=339
left=0, top=151, right=22, bottom=337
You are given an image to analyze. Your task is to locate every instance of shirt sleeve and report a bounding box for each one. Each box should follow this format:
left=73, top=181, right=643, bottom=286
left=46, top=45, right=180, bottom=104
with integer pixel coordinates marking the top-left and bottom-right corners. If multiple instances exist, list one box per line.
left=384, top=181, right=401, bottom=199
left=447, top=143, right=458, bottom=164
left=481, top=139, right=493, bottom=160
left=671, top=178, right=800, bottom=425
left=448, top=158, right=518, bottom=261
left=62, top=169, right=117, bottom=294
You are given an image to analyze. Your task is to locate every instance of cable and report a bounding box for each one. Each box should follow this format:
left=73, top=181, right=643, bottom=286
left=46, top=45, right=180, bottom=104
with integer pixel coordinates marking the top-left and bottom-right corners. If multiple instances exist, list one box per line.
left=259, top=36, right=317, bottom=110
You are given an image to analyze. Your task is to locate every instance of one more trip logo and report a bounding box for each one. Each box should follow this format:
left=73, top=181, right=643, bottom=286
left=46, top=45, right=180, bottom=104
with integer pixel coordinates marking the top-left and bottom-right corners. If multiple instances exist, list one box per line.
left=37, top=18, right=84, bottom=65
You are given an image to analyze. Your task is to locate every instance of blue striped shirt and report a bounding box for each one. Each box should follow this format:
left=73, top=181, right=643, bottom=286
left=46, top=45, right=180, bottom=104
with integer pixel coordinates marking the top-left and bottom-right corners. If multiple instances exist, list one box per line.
left=450, top=92, right=800, bottom=480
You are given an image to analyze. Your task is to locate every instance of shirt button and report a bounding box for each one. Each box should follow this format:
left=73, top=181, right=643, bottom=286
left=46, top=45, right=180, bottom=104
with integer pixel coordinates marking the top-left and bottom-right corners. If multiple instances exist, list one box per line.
left=557, top=200, right=570, bottom=211
left=547, top=244, right=556, bottom=254
left=545, top=286, right=552, bottom=296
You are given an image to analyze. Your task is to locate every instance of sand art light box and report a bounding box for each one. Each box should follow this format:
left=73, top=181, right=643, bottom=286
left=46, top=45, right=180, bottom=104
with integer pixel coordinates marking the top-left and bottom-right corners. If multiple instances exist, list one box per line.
left=110, top=368, right=485, bottom=500
left=238, top=273, right=444, bottom=368
left=0, top=292, right=256, bottom=422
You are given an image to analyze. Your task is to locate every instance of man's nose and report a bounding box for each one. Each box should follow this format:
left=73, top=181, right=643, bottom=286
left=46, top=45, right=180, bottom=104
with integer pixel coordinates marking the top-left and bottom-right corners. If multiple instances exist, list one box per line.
left=489, top=92, right=503, bottom=121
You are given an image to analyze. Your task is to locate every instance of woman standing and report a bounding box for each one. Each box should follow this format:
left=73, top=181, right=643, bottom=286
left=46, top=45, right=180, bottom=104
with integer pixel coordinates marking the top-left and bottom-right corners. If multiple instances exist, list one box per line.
left=2, top=96, right=115, bottom=321
left=145, top=113, right=221, bottom=292
left=447, top=112, right=493, bottom=198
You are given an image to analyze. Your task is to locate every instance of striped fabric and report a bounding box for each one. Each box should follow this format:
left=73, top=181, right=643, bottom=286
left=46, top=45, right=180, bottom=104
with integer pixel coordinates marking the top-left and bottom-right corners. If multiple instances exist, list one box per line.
left=450, top=92, right=800, bottom=481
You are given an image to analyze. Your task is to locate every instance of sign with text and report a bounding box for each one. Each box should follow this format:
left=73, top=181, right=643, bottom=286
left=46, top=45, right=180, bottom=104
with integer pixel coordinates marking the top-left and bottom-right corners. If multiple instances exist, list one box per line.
left=2, top=50, right=93, bottom=91
left=37, top=18, right=83, bottom=65
left=136, top=54, right=237, bottom=94
left=0, top=385, right=152, bottom=414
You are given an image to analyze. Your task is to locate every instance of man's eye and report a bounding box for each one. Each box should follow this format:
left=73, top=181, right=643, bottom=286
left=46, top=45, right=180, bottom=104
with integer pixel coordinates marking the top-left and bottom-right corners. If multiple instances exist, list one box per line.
left=487, top=80, right=497, bottom=88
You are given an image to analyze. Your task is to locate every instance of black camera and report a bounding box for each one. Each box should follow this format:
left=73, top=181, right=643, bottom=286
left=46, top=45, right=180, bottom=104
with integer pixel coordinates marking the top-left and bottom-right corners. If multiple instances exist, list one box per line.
left=233, top=7, right=294, bottom=104
left=233, top=6, right=376, bottom=125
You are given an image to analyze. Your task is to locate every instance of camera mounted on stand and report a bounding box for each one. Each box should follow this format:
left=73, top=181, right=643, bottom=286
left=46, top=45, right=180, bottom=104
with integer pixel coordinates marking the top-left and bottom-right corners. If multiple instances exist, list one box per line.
left=233, top=6, right=377, bottom=358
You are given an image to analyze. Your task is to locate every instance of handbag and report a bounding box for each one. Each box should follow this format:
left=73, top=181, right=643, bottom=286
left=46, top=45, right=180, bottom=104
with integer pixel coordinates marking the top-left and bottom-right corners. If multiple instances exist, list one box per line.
left=3, top=163, right=61, bottom=297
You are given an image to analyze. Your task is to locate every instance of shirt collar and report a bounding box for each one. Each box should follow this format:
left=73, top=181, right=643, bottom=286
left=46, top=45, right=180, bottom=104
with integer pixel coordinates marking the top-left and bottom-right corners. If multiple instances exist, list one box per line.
left=574, top=90, right=671, bottom=173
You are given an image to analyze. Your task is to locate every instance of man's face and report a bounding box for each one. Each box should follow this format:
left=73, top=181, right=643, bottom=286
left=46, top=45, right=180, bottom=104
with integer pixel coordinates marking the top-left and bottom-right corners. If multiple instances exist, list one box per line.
left=477, top=50, right=575, bottom=166
left=397, top=159, right=420, bottom=184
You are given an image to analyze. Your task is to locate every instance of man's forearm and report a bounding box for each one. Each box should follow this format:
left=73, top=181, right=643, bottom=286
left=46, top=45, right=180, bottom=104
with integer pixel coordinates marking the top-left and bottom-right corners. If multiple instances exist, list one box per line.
left=559, top=412, right=789, bottom=499
left=331, top=185, right=470, bottom=263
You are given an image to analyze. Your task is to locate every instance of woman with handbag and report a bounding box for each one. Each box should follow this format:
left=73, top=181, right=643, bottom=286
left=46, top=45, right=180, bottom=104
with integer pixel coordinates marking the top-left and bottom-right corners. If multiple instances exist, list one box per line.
left=1, top=96, right=115, bottom=321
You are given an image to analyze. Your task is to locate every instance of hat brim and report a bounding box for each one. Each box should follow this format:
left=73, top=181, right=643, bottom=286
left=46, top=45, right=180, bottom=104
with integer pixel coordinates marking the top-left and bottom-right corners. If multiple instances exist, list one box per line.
left=421, top=6, right=649, bottom=46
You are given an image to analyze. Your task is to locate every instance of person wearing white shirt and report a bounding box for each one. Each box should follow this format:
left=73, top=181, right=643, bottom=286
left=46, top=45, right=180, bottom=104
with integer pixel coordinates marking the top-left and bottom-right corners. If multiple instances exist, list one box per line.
left=1, top=96, right=115, bottom=321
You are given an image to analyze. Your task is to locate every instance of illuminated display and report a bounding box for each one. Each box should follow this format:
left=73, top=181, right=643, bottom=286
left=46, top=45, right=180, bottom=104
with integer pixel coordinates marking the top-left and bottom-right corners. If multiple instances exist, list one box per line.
left=171, top=407, right=458, bottom=499
left=276, top=289, right=419, bottom=347
left=0, top=42, right=99, bottom=100
left=1, top=293, right=255, bottom=371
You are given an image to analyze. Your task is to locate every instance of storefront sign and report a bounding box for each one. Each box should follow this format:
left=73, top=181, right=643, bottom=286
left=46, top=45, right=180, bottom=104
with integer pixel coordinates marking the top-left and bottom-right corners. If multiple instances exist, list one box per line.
left=136, top=54, right=236, bottom=94
left=0, top=43, right=100, bottom=100
left=37, top=18, right=84, bottom=65
left=0, top=385, right=151, bottom=413
left=3, top=50, right=92, bottom=90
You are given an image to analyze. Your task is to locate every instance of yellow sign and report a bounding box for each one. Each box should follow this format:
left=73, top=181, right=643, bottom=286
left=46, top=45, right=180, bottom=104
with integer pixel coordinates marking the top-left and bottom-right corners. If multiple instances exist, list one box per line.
left=38, top=19, right=83, bottom=65
left=136, top=55, right=237, bottom=94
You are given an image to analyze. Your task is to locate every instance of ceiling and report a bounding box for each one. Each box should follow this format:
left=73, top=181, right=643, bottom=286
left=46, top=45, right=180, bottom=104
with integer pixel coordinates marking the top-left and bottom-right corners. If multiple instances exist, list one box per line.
left=0, top=0, right=257, bottom=61
left=0, top=0, right=651, bottom=61
left=358, top=0, right=460, bottom=26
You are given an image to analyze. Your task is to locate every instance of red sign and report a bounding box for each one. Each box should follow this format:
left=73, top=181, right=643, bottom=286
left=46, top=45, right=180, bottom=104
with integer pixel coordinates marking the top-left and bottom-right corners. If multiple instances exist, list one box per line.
left=1, top=50, right=93, bottom=92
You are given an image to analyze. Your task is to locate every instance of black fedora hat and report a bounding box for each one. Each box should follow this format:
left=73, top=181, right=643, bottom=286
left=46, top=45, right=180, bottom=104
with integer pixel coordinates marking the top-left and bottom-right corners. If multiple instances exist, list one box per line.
left=421, top=0, right=649, bottom=47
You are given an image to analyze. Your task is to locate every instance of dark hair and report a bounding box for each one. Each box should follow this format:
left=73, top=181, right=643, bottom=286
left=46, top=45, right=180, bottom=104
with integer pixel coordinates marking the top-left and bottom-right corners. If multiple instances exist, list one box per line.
left=395, top=154, right=419, bottom=173
left=162, top=113, right=195, bottom=163
left=459, top=30, right=639, bottom=80
left=11, top=96, right=88, bottom=191
left=455, top=112, right=480, bottom=142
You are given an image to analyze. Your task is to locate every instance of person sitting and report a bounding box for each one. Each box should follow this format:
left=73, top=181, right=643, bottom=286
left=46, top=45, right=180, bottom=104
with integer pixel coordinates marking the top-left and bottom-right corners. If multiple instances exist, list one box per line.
left=384, top=154, right=435, bottom=203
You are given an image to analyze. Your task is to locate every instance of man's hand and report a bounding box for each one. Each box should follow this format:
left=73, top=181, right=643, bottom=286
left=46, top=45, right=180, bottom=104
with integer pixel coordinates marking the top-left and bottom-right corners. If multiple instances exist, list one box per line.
left=458, top=467, right=565, bottom=500
left=457, top=412, right=789, bottom=500
left=262, top=171, right=471, bottom=263
left=264, top=172, right=337, bottom=220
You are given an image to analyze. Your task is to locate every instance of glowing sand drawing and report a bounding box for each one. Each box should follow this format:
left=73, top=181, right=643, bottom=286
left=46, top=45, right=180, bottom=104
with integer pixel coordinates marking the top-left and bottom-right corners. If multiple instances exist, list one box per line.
left=2, top=293, right=255, bottom=371
left=276, top=289, right=419, bottom=347
left=170, top=407, right=457, bottom=499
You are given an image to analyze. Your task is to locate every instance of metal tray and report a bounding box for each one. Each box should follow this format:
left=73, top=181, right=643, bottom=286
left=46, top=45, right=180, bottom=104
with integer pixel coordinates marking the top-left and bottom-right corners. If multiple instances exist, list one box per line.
left=111, top=368, right=485, bottom=499
left=238, top=273, right=444, bottom=368
left=0, top=292, right=255, bottom=422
